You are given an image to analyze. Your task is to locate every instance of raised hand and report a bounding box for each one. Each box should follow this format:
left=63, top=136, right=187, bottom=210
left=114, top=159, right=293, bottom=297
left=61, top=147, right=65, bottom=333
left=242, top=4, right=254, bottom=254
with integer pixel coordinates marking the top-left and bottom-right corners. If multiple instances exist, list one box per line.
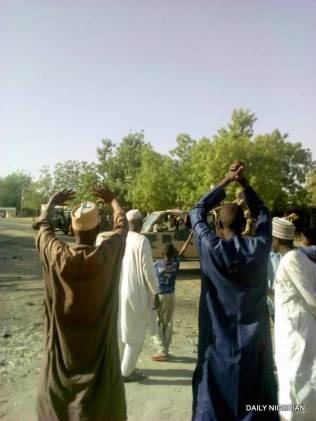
left=227, top=161, right=246, bottom=182
left=217, top=161, right=247, bottom=188
left=48, top=189, right=76, bottom=207
left=92, top=185, right=115, bottom=204
left=229, top=160, right=245, bottom=172
left=32, top=189, right=76, bottom=230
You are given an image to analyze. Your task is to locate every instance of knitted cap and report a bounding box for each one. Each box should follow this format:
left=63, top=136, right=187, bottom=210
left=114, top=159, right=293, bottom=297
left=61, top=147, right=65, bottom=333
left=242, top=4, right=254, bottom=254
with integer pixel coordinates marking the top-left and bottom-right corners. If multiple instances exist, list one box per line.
left=126, top=209, right=143, bottom=221
left=71, top=201, right=99, bottom=231
left=272, top=217, right=295, bottom=240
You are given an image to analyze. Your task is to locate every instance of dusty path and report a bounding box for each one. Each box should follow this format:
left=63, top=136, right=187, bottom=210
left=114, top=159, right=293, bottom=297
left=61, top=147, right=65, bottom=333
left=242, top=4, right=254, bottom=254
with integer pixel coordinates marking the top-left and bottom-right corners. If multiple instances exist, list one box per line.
left=0, top=220, right=201, bottom=421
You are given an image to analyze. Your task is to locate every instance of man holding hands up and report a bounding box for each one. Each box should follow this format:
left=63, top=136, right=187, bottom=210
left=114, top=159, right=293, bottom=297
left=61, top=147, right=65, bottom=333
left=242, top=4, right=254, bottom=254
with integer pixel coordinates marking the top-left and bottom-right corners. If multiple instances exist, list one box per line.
left=34, top=185, right=127, bottom=421
left=190, top=162, right=279, bottom=421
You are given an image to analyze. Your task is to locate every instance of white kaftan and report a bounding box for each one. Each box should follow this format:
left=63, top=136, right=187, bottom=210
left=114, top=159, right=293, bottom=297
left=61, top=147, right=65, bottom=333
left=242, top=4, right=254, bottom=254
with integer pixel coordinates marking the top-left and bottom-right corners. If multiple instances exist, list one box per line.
left=275, top=249, right=316, bottom=421
left=119, top=231, right=159, bottom=344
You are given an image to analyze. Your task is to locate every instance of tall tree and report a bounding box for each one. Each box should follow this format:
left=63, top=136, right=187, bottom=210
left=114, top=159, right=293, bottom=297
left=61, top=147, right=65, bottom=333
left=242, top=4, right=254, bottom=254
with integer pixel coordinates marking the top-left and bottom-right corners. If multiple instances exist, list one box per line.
left=23, top=184, right=45, bottom=214
left=76, top=162, right=100, bottom=202
left=132, top=149, right=177, bottom=211
left=97, top=131, right=152, bottom=206
left=0, top=171, right=32, bottom=213
left=53, top=160, right=83, bottom=191
left=52, top=160, right=101, bottom=204
left=171, top=109, right=313, bottom=210
left=36, top=166, right=54, bottom=202
left=228, top=109, right=257, bottom=138
left=170, top=134, right=196, bottom=208
left=173, top=110, right=256, bottom=206
left=252, top=131, right=313, bottom=210
left=306, top=168, right=316, bottom=205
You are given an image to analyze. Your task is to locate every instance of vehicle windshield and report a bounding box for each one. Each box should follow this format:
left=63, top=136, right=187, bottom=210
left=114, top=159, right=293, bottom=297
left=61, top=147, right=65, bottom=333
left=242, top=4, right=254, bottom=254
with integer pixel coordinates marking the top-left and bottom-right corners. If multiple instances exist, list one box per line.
left=142, top=211, right=161, bottom=232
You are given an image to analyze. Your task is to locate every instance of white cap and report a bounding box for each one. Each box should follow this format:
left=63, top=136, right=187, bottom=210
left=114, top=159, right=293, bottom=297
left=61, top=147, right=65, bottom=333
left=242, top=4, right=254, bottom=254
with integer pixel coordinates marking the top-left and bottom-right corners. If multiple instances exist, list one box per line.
left=126, top=209, right=143, bottom=221
left=272, top=217, right=295, bottom=240
left=71, top=201, right=99, bottom=231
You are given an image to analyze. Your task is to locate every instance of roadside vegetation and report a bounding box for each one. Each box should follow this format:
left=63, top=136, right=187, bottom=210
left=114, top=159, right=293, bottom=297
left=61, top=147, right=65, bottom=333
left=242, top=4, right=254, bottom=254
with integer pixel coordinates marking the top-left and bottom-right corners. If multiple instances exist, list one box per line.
left=1, top=109, right=315, bottom=215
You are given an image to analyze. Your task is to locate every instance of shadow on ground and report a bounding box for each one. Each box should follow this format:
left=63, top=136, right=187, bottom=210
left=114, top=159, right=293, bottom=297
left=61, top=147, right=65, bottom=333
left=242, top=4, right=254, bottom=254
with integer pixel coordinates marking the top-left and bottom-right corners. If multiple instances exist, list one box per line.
left=140, top=367, right=194, bottom=386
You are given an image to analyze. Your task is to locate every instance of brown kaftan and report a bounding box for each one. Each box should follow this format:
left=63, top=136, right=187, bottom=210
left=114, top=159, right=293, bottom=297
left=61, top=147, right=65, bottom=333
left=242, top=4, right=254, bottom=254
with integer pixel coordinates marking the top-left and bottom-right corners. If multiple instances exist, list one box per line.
left=35, top=210, right=127, bottom=421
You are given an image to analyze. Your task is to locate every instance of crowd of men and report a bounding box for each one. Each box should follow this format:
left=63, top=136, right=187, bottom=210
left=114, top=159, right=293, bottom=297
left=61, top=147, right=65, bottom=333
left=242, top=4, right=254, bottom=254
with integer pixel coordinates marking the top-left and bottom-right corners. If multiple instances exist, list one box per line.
left=32, top=162, right=316, bottom=421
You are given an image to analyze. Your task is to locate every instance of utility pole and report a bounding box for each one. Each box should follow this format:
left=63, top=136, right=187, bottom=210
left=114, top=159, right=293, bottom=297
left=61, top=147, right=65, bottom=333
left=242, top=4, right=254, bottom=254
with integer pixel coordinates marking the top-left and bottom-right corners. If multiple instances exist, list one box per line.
left=125, top=176, right=134, bottom=208
left=20, top=183, right=24, bottom=218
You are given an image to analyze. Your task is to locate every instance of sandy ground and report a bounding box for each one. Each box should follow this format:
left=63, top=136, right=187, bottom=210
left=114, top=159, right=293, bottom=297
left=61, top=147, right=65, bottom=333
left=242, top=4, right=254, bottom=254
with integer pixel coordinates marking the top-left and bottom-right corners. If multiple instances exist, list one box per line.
left=0, top=219, right=201, bottom=421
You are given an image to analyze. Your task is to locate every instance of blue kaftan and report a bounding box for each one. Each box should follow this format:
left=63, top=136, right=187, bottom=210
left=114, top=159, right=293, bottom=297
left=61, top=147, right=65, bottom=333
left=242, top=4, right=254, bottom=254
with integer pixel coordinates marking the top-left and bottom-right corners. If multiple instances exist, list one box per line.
left=190, top=186, right=279, bottom=421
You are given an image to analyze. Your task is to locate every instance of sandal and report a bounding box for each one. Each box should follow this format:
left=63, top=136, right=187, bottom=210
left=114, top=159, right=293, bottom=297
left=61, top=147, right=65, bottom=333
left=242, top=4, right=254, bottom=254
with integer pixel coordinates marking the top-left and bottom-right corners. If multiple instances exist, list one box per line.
left=122, top=368, right=146, bottom=383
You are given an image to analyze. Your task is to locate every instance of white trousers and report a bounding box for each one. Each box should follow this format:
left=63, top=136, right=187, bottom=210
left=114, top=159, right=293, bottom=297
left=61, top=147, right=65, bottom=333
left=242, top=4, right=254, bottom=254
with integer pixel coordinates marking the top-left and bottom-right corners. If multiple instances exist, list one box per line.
left=120, top=342, right=144, bottom=377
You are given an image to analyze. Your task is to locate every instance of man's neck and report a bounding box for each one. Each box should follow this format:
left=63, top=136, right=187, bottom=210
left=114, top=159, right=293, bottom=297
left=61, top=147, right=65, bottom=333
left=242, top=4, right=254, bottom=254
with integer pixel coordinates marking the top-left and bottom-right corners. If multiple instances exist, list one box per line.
left=129, top=228, right=141, bottom=234
left=75, top=236, right=95, bottom=247
left=279, top=245, right=294, bottom=256
left=222, top=228, right=238, bottom=240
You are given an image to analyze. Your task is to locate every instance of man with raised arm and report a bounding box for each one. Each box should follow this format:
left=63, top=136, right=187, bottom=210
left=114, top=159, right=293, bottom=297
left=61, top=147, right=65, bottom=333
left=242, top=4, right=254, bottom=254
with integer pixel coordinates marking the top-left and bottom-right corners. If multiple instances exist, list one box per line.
left=33, top=186, right=127, bottom=421
left=189, top=162, right=279, bottom=421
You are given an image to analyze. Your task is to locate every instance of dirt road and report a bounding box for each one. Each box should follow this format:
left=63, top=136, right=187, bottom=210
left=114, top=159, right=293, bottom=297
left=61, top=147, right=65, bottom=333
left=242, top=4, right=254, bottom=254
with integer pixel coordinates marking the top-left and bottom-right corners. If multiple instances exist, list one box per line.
left=0, top=220, right=201, bottom=421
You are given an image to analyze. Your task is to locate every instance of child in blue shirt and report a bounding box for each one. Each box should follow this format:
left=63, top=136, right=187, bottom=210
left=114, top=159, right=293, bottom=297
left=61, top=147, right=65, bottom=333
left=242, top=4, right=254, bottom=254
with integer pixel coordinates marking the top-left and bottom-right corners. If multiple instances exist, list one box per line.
left=152, top=233, right=192, bottom=361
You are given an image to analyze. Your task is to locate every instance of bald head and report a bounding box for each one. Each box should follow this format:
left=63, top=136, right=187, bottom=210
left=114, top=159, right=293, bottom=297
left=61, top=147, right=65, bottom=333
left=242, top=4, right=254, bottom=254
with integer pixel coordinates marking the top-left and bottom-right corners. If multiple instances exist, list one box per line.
left=218, top=204, right=246, bottom=237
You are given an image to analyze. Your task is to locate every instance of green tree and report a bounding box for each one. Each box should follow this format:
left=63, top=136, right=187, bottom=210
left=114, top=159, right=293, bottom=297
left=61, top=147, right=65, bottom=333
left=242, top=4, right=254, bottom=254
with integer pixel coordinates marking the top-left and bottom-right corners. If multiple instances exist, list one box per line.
left=228, top=109, right=257, bottom=138
left=96, top=138, right=117, bottom=180
left=306, top=168, right=316, bottom=205
left=132, top=149, right=178, bottom=211
left=76, top=162, right=100, bottom=202
left=23, top=184, right=45, bottom=214
left=97, top=131, right=152, bottom=206
left=0, top=171, right=32, bottom=214
left=53, top=160, right=83, bottom=191
left=170, top=134, right=196, bottom=208
left=172, top=110, right=256, bottom=207
left=208, top=110, right=256, bottom=190
left=51, top=161, right=101, bottom=204
left=252, top=131, right=313, bottom=210
left=170, top=133, right=195, bottom=163
left=36, top=166, right=54, bottom=202
left=170, top=109, right=313, bottom=211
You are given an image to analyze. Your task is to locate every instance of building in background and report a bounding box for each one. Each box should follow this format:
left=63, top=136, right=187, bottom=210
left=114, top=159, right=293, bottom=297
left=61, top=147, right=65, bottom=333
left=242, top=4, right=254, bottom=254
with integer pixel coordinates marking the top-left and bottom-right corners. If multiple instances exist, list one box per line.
left=0, top=207, right=16, bottom=218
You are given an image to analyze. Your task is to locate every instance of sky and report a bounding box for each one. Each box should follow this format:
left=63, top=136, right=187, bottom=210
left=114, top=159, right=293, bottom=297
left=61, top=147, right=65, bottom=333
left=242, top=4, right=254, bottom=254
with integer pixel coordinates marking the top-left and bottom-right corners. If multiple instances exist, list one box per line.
left=1, top=0, right=315, bottom=177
